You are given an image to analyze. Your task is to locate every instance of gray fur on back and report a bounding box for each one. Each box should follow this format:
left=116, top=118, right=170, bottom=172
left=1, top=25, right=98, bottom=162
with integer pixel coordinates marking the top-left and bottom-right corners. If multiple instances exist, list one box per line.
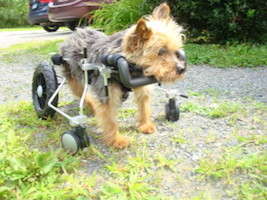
left=60, top=27, right=125, bottom=80
left=60, top=27, right=126, bottom=102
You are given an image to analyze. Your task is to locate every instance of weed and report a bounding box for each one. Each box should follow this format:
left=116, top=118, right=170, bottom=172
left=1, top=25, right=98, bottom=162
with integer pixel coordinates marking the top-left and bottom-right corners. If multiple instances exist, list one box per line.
left=206, top=101, right=241, bottom=118
left=100, top=169, right=158, bottom=200
left=236, top=135, right=267, bottom=145
left=153, top=153, right=179, bottom=172
left=0, top=101, right=94, bottom=199
left=195, top=151, right=267, bottom=199
left=118, top=108, right=136, bottom=120
left=181, top=100, right=242, bottom=119
left=172, top=135, right=188, bottom=144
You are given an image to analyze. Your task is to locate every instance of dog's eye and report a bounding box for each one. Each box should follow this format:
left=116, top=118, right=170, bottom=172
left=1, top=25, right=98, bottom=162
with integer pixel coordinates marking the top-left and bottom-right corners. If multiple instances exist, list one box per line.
left=176, top=49, right=186, bottom=61
left=158, top=47, right=168, bottom=56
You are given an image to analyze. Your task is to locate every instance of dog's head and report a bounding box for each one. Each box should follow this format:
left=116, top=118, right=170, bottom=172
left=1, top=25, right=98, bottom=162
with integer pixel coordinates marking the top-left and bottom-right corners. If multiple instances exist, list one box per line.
left=122, top=3, right=186, bottom=83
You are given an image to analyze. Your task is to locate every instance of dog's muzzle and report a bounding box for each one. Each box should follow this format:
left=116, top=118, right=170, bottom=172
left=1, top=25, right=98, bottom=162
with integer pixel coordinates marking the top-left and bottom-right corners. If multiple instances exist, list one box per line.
left=176, top=49, right=187, bottom=74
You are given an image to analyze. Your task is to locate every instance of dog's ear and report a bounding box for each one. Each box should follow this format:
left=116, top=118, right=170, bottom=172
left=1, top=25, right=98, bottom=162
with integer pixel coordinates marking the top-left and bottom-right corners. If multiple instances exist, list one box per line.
left=127, top=19, right=152, bottom=51
left=134, top=19, right=152, bottom=40
left=152, top=3, right=171, bottom=20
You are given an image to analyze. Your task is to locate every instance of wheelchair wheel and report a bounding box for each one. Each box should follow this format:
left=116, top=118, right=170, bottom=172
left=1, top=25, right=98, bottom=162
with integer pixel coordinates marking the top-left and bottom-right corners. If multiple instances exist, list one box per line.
left=61, top=127, right=90, bottom=155
left=61, top=130, right=81, bottom=155
left=32, top=62, right=58, bottom=119
left=165, top=98, right=180, bottom=122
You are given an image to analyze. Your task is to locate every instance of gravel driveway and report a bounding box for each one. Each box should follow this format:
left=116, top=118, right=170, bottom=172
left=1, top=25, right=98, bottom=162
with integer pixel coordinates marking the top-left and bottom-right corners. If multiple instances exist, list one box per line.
left=1, top=61, right=266, bottom=105
left=0, top=44, right=266, bottom=199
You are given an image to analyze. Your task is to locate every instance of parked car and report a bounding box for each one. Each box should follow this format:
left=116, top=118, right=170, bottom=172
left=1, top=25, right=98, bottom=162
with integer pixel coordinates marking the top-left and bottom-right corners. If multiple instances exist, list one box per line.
left=28, top=0, right=60, bottom=32
left=48, top=0, right=111, bottom=31
left=28, top=0, right=111, bottom=32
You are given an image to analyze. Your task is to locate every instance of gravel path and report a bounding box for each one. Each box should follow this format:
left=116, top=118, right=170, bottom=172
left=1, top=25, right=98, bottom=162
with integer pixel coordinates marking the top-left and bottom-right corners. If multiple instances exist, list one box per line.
left=1, top=61, right=266, bottom=104
left=176, top=65, right=267, bottom=103
left=0, top=54, right=266, bottom=199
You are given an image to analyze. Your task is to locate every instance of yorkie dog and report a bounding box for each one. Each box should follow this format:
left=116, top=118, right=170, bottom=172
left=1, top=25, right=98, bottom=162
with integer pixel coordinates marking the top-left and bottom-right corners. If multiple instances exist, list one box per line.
left=60, top=3, right=186, bottom=148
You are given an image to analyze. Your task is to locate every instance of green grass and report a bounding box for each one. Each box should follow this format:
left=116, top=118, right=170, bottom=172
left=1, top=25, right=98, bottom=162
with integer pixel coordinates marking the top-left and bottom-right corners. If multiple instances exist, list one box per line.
left=0, top=38, right=266, bottom=67
left=181, top=101, right=242, bottom=119
left=0, top=39, right=63, bottom=63
left=0, top=39, right=63, bottom=55
left=0, top=101, right=95, bottom=199
left=185, top=43, right=267, bottom=67
left=195, top=151, right=267, bottom=199
left=0, top=26, right=43, bottom=32
left=0, top=26, right=68, bottom=32
left=0, top=98, right=266, bottom=199
left=0, top=101, right=170, bottom=199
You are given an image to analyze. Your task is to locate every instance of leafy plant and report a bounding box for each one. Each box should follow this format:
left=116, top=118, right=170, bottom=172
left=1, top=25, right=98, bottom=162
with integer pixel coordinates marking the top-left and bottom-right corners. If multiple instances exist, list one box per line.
left=92, top=0, right=149, bottom=35
left=0, top=102, right=92, bottom=199
left=195, top=152, right=267, bottom=199
left=0, top=0, right=28, bottom=28
left=148, top=0, right=267, bottom=43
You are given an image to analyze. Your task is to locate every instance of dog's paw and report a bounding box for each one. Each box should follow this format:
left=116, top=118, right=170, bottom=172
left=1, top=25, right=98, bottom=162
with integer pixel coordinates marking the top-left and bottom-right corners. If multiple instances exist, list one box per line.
left=106, top=134, right=130, bottom=149
left=138, top=122, right=156, bottom=134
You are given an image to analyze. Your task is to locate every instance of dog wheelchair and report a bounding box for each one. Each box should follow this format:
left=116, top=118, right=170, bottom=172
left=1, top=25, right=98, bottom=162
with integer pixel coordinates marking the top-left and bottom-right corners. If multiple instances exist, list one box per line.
left=32, top=48, right=187, bottom=154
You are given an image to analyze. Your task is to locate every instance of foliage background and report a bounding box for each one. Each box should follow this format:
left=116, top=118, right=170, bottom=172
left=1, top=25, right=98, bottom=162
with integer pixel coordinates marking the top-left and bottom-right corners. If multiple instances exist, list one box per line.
left=1, top=0, right=266, bottom=43
left=0, top=0, right=29, bottom=28
left=149, top=0, right=267, bottom=43
left=94, top=0, right=267, bottom=43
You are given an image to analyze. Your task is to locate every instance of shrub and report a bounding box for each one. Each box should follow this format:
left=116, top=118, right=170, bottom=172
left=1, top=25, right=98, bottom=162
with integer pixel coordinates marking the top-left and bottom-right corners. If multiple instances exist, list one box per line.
left=92, top=0, right=150, bottom=35
left=147, top=0, right=267, bottom=43
left=0, top=0, right=28, bottom=28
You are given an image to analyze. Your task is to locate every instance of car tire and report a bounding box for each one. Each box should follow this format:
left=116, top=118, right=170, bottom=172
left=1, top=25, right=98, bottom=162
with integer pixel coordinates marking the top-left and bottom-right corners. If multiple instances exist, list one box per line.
left=66, top=21, right=77, bottom=31
left=42, top=24, right=59, bottom=32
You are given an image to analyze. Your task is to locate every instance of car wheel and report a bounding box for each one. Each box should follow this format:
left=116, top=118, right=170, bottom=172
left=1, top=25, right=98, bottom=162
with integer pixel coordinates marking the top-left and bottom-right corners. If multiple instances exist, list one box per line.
left=42, top=24, right=59, bottom=32
left=66, top=21, right=77, bottom=31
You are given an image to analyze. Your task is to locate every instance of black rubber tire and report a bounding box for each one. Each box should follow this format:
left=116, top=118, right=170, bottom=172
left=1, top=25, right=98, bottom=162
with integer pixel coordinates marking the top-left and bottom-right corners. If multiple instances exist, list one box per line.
left=61, top=130, right=82, bottom=155
left=81, top=133, right=90, bottom=148
left=32, top=62, right=58, bottom=119
left=66, top=21, right=77, bottom=31
left=42, top=25, right=59, bottom=32
left=72, top=126, right=90, bottom=148
left=165, top=98, right=180, bottom=122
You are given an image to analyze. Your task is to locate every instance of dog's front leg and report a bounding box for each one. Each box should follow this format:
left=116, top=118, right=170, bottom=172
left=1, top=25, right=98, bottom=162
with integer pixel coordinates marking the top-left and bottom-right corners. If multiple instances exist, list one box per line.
left=94, top=83, right=129, bottom=149
left=133, top=86, right=156, bottom=134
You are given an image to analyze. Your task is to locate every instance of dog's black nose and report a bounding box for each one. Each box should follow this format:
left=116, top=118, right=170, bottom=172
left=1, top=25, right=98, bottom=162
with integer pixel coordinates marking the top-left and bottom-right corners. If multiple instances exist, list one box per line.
left=176, top=64, right=186, bottom=74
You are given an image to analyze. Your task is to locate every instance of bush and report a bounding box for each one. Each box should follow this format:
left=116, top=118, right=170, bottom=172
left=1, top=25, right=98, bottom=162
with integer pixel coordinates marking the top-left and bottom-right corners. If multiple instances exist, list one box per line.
left=92, top=0, right=150, bottom=35
left=147, top=0, right=267, bottom=43
left=0, top=0, right=28, bottom=28
left=88, top=0, right=267, bottom=43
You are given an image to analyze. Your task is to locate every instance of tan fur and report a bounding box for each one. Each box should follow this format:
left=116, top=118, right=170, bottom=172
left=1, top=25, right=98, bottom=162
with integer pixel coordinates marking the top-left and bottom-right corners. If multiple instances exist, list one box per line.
left=62, top=3, right=186, bottom=149
left=69, top=77, right=96, bottom=114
